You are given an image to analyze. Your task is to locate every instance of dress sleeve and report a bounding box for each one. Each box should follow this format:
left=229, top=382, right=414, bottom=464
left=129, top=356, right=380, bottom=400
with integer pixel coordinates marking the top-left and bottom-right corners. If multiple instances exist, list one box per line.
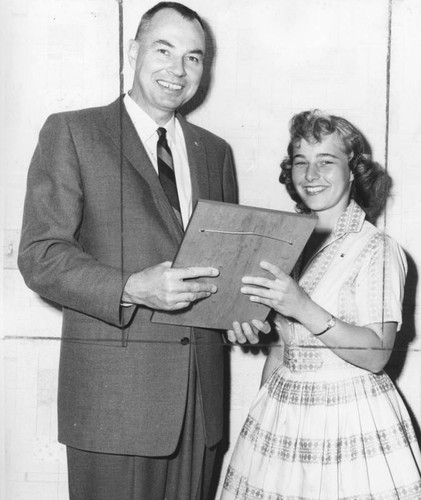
left=355, top=233, right=407, bottom=332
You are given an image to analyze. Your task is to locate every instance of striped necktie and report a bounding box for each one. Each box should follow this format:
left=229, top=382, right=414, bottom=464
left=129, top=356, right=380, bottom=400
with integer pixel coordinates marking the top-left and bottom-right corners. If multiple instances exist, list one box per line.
left=156, top=127, right=182, bottom=226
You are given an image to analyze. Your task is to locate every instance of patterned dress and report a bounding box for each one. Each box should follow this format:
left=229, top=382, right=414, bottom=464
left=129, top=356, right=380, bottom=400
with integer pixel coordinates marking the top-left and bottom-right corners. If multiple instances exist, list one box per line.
left=222, top=201, right=421, bottom=500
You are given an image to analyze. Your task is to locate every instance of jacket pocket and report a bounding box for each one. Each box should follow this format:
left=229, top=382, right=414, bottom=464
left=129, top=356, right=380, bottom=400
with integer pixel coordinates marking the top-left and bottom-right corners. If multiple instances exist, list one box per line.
left=62, top=308, right=129, bottom=347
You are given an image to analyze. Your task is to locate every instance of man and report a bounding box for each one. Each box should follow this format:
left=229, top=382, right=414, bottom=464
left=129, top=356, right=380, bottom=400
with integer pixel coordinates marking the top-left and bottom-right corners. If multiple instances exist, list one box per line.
left=18, top=3, right=237, bottom=499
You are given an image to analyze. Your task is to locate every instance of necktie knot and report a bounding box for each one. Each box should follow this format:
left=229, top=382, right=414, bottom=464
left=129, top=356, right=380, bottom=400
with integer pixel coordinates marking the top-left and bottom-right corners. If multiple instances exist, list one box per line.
left=157, top=127, right=167, bottom=141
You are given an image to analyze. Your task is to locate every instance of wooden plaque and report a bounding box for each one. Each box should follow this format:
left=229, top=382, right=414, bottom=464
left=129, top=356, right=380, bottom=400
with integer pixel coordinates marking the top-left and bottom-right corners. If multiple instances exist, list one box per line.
left=151, top=200, right=317, bottom=330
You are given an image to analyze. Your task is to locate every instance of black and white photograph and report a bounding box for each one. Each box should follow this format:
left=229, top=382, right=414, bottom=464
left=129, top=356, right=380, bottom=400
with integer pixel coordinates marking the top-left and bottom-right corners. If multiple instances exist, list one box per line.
left=1, top=1, right=421, bottom=499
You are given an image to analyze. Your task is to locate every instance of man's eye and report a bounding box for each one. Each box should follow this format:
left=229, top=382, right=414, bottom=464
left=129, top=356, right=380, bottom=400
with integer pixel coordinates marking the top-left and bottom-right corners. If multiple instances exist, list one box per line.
left=186, top=55, right=200, bottom=64
left=319, top=161, right=333, bottom=166
left=158, top=49, right=169, bottom=55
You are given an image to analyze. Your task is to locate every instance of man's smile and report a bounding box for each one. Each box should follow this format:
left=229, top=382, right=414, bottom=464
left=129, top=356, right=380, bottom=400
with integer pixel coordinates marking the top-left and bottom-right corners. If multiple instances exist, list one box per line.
left=157, top=79, right=183, bottom=90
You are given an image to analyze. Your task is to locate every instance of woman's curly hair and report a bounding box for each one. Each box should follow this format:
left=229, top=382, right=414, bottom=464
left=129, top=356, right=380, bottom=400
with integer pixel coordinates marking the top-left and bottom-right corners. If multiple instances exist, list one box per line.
left=279, top=110, right=392, bottom=223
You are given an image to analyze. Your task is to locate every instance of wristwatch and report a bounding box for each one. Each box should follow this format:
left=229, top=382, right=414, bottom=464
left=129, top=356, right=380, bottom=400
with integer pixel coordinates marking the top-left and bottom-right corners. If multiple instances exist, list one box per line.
left=313, top=314, right=336, bottom=336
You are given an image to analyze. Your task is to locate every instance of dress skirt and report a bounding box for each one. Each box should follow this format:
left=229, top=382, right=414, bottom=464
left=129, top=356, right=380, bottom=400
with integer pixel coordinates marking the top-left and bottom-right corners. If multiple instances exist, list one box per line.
left=222, top=203, right=421, bottom=499
left=221, top=341, right=421, bottom=500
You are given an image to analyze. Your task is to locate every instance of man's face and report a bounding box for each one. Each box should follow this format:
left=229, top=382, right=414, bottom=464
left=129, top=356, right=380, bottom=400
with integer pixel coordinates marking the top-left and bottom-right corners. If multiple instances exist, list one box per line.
left=128, top=8, right=205, bottom=124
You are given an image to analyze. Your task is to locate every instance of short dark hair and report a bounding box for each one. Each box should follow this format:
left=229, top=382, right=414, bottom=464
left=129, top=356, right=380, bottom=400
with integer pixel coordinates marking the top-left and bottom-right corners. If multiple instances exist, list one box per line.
left=279, top=109, right=392, bottom=223
left=135, top=2, right=204, bottom=40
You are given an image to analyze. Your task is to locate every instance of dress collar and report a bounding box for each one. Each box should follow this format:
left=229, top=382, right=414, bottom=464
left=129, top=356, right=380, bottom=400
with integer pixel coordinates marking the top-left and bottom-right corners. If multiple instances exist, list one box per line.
left=312, top=200, right=366, bottom=257
left=332, top=199, right=366, bottom=239
left=294, top=200, right=366, bottom=286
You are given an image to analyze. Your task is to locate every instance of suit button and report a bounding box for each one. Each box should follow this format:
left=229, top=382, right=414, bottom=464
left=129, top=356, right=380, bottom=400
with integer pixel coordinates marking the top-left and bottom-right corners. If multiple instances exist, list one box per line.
left=180, top=337, right=190, bottom=345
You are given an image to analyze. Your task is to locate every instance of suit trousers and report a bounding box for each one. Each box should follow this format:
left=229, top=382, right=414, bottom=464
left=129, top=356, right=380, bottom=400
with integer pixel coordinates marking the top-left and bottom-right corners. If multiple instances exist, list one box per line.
left=66, top=345, right=218, bottom=500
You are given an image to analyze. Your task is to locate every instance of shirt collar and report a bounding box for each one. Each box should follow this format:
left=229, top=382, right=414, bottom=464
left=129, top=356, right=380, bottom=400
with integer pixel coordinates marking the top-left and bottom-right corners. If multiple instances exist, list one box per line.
left=123, top=93, right=176, bottom=144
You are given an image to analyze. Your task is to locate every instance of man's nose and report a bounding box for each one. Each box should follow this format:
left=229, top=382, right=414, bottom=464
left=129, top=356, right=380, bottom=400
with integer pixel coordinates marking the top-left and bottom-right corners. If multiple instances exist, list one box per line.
left=168, top=57, right=186, bottom=77
left=305, top=163, right=320, bottom=181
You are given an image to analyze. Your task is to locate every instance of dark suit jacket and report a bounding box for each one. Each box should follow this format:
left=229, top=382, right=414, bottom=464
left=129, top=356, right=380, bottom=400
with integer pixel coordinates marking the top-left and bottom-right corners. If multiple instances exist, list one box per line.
left=18, top=97, right=237, bottom=456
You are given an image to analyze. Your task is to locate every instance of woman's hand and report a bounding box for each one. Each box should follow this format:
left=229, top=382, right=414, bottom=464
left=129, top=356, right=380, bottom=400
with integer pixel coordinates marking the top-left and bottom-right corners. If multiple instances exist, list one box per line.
left=227, top=319, right=271, bottom=344
left=240, top=261, right=309, bottom=321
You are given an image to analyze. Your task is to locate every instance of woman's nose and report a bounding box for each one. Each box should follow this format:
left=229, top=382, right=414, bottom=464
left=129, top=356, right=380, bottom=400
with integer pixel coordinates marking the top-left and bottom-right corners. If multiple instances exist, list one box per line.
left=305, top=163, right=320, bottom=181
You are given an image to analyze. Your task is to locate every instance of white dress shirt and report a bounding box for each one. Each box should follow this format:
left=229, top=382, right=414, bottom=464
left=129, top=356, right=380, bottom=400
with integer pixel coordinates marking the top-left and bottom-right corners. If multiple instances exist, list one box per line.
left=124, top=93, right=192, bottom=228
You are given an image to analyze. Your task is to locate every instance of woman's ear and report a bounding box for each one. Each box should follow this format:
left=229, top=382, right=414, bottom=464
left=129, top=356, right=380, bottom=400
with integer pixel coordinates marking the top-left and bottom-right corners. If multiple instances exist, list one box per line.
left=348, top=152, right=355, bottom=182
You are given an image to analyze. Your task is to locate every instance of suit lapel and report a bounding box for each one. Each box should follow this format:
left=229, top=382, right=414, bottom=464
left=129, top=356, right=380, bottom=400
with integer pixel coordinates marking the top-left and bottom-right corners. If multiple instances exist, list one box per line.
left=102, top=97, right=183, bottom=241
left=177, top=113, right=211, bottom=205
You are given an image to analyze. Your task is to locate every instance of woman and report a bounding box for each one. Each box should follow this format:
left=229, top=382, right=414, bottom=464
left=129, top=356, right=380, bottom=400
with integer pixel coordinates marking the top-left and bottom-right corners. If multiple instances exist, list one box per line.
left=222, top=110, right=421, bottom=499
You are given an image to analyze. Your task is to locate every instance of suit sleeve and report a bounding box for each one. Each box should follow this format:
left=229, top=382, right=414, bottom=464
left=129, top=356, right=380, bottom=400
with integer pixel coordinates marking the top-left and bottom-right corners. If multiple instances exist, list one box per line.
left=18, top=114, right=133, bottom=327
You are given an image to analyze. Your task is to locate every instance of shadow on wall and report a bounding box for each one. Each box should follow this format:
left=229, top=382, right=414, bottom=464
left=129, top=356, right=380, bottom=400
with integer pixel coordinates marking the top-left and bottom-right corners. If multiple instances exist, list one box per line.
left=385, top=250, right=420, bottom=442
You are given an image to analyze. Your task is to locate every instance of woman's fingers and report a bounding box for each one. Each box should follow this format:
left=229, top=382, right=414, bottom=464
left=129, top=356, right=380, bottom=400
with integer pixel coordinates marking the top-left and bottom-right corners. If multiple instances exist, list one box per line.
left=252, top=319, right=271, bottom=334
left=227, top=320, right=268, bottom=344
left=260, top=260, right=287, bottom=279
left=241, top=285, right=272, bottom=298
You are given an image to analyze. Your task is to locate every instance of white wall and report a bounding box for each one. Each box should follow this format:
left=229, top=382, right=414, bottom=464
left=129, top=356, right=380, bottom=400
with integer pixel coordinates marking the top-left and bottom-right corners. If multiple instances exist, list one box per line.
left=1, top=1, right=421, bottom=498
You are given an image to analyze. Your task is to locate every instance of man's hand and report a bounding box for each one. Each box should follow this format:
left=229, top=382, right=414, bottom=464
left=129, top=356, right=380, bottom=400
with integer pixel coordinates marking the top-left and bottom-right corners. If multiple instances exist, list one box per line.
left=122, top=261, right=219, bottom=310
left=227, top=319, right=271, bottom=345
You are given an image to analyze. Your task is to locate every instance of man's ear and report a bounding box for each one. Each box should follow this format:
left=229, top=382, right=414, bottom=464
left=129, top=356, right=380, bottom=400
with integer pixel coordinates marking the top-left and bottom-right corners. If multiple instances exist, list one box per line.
left=127, top=39, right=140, bottom=69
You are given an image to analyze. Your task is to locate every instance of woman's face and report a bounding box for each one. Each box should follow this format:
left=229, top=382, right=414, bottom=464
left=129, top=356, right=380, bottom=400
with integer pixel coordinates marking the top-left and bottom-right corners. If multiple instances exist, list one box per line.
left=291, top=132, right=354, bottom=222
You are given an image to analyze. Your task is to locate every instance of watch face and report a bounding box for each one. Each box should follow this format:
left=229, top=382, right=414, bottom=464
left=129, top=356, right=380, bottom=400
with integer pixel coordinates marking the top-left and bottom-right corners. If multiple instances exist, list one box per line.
left=314, top=315, right=336, bottom=336
left=327, top=316, right=336, bottom=328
